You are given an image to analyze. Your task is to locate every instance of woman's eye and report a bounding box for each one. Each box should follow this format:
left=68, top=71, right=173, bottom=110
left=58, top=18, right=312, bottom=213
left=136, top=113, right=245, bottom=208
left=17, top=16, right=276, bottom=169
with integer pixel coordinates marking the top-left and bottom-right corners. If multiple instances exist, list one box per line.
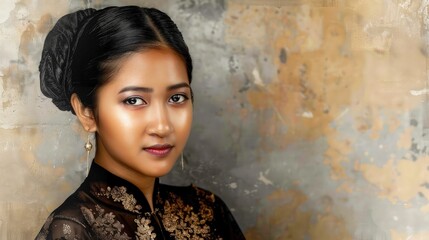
left=123, top=97, right=145, bottom=105
left=169, top=94, right=188, bottom=104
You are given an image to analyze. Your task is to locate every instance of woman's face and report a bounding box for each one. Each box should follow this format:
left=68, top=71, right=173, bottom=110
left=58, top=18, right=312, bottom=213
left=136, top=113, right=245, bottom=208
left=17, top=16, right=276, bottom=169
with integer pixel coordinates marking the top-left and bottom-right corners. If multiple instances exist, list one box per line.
left=93, top=47, right=192, bottom=179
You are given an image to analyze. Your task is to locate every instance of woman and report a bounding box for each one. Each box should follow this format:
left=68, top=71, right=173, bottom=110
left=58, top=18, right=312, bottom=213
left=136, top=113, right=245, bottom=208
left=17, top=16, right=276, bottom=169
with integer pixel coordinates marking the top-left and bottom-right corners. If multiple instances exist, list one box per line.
left=35, top=6, right=245, bottom=240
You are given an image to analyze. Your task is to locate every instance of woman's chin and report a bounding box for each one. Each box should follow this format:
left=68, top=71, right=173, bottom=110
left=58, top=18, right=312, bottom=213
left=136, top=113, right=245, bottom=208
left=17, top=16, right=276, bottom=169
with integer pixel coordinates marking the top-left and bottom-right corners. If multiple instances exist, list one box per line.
left=139, top=163, right=176, bottom=178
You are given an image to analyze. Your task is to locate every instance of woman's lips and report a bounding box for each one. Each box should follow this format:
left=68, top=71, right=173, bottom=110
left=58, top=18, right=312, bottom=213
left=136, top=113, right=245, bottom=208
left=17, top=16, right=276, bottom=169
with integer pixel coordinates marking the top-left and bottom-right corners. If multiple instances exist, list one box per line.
left=143, top=144, right=173, bottom=157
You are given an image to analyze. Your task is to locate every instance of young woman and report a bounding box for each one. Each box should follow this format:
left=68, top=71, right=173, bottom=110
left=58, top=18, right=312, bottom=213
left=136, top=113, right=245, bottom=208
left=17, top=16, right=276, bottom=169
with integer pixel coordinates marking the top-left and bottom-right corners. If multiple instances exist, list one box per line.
left=35, top=6, right=245, bottom=240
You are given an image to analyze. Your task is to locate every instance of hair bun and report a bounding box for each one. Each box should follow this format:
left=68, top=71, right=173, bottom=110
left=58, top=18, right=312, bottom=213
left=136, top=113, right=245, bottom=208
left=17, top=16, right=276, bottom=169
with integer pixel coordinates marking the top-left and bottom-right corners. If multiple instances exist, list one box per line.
left=39, top=8, right=96, bottom=112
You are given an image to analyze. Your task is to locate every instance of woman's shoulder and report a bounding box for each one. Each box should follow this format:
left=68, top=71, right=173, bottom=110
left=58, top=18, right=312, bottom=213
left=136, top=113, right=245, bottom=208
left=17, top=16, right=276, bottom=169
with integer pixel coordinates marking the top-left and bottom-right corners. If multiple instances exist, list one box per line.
left=35, top=192, right=93, bottom=240
left=36, top=186, right=101, bottom=240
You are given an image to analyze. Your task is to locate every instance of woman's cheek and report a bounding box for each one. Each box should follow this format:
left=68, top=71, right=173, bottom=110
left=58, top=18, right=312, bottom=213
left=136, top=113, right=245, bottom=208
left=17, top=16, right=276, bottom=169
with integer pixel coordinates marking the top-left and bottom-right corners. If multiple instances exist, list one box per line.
left=99, top=105, right=137, bottom=136
left=116, top=110, right=139, bottom=130
left=174, top=106, right=193, bottom=133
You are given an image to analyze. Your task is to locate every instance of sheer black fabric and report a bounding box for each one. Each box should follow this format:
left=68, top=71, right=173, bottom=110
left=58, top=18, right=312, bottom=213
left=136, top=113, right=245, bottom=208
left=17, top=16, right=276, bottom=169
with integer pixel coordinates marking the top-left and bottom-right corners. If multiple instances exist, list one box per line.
left=35, top=162, right=245, bottom=240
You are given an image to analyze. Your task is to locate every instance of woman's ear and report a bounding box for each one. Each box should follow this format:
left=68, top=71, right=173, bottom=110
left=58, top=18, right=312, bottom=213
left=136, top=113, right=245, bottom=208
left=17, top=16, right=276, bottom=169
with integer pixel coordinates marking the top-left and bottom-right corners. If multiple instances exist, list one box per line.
left=70, top=93, right=97, bottom=132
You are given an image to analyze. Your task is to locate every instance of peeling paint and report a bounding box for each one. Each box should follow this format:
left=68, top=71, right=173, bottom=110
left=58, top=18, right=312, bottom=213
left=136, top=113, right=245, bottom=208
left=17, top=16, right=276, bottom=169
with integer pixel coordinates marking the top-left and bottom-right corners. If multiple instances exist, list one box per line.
left=258, top=171, right=273, bottom=186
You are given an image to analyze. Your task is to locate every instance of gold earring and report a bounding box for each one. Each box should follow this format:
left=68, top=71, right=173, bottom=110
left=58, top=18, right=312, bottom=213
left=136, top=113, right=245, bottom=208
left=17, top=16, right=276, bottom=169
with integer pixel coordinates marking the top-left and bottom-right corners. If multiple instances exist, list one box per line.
left=84, top=131, right=93, bottom=176
left=181, top=153, right=184, bottom=171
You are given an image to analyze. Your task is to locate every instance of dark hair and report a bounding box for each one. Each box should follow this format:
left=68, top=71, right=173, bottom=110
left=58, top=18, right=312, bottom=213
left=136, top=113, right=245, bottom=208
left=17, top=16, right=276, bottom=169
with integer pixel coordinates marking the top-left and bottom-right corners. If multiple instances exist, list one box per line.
left=40, top=6, right=192, bottom=113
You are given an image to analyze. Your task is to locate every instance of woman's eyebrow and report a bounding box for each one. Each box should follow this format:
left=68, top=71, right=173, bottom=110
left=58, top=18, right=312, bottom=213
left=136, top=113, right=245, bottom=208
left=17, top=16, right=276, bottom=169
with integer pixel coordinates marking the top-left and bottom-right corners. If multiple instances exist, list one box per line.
left=118, top=83, right=190, bottom=94
left=167, top=82, right=191, bottom=91
left=118, top=86, right=153, bottom=94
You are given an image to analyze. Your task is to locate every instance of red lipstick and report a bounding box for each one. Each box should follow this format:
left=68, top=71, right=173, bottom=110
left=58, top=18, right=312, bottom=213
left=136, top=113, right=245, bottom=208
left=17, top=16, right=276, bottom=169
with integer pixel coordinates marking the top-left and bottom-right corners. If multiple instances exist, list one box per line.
left=143, top=144, right=173, bottom=157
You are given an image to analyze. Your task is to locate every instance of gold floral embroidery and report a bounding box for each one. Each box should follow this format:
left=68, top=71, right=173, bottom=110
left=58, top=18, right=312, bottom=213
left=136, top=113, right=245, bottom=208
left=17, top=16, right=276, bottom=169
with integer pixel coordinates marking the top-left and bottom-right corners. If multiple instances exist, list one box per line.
left=81, top=205, right=131, bottom=240
left=134, top=215, right=157, bottom=240
left=193, top=184, right=216, bottom=203
left=160, top=188, right=218, bottom=240
left=97, top=186, right=142, bottom=213
left=62, top=223, right=72, bottom=236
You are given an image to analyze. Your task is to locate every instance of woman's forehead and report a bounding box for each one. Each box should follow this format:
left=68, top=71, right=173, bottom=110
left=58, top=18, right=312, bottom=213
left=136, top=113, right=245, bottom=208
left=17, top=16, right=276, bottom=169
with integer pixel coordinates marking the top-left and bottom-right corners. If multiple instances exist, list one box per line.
left=101, top=48, right=189, bottom=90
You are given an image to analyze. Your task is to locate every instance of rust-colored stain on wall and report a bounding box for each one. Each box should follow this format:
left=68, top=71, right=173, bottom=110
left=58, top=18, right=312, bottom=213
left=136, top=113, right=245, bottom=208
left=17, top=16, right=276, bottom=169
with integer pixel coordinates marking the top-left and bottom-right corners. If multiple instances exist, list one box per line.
left=1, top=0, right=429, bottom=239
left=245, top=189, right=352, bottom=240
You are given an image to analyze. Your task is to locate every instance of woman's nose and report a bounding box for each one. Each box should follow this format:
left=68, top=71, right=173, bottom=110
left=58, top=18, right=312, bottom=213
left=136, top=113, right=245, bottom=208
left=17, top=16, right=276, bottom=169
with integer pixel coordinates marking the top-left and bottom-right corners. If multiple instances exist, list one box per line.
left=146, top=103, right=173, bottom=137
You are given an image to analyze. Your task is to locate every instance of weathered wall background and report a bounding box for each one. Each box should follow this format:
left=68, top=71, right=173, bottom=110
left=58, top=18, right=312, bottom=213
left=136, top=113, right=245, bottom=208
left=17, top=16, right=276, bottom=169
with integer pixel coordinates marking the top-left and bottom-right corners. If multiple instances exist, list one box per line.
left=1, top=0, right=428, bottom=239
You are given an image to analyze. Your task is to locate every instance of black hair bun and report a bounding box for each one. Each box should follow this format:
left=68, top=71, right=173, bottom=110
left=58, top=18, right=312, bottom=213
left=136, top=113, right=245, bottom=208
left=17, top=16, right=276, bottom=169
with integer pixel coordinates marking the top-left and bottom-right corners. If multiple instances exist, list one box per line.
left=39, top=8, right=95, bottom=112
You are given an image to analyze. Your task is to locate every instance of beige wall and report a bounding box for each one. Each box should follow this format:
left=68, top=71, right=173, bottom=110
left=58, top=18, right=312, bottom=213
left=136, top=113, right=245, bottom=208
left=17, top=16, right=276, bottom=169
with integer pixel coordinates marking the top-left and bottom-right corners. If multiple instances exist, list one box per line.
left=1, top=0, right=428, bottom=239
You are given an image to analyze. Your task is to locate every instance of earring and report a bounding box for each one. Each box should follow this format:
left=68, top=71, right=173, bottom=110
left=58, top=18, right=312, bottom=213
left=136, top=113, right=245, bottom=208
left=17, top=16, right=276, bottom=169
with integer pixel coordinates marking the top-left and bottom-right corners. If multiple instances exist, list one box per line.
left=181, top=153, right=184, bottom=171
left=84, top=131, right=93, bottom=176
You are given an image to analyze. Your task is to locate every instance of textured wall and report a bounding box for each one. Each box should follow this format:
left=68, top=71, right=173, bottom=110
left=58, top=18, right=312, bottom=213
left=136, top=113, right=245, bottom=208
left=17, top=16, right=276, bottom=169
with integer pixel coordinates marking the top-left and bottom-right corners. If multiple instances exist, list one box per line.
left=1, top=0, right=429, bottom=239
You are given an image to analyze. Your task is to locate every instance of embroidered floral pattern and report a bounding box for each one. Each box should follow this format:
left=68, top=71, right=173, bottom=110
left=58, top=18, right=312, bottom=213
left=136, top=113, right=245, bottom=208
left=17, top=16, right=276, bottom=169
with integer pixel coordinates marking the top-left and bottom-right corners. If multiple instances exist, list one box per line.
left=62, top=223, right=72, bottom=236
left=193, top=184, right=216, bottom=203
left=159, top=189, right=217, bottom=240
left=97, top=186, right=142, bottom=213
left=134, top=215, right=157, bottom=240
left=81, top=205, right=131, bottom=240
left=61, top=223, right=80, bottom=240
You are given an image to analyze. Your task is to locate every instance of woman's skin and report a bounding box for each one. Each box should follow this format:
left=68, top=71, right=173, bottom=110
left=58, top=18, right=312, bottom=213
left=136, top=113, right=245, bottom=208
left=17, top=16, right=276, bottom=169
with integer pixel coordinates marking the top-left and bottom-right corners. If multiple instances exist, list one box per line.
left=70, top=47, right=193, bottom=211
